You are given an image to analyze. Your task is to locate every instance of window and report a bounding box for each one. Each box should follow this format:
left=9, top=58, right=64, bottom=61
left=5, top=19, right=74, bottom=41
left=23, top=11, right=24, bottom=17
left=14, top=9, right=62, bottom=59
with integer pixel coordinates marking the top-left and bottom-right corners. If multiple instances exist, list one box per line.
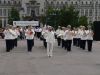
left=96, top=1, right=98, bottom=4
left=82, top=2, right=83, bottom=5
left=14, top=1, right=16, bottom=4
left=0, top=9, right=2, bottom=16
left=75, top=2, right=78, bottom=5
left=95, top=9, right=98, bottom=16
left=42, top=9, right=44, bottom=12
left=18, top=1, right=21, bottom=4
left=8, top=9, right=11, bottom=16
left=57, top=2, right=59, bottom=5
left=4, top=19, right=7, bottom=27
left=61, top=1, right=63, bottom=4
left=51, top=1, right=53, bottom=4
left=4, top=0, right=6, bottom=4
left=8, top=1, right=10, bottom=4
left=0, top=0, right=1, bottom=4
left=90, top=1, right=92, bottom=4
left=3, top=9, right=7, bottom=16
left=89, top=9, right=92, bottom=16
left=71, top=2, right=73, bottom=4
left=81, top=9, right=84, bottom=16
left=85, top=9, right=88, bottom=16
left=86, top=1, right=88, bottom=5
left=65, top=2, right=67, bottom=4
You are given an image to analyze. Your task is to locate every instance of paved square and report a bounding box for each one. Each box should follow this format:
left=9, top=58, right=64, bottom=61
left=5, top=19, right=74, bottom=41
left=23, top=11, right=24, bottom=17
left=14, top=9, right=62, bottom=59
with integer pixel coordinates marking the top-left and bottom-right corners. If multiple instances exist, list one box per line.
left=0, top=39, right=100, bottom=75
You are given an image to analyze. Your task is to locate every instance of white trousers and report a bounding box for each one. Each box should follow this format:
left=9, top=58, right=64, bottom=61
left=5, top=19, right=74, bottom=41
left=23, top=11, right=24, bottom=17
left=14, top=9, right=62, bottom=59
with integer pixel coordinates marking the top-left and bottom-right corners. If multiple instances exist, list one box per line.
left=47, top=42, right=54, bottom=56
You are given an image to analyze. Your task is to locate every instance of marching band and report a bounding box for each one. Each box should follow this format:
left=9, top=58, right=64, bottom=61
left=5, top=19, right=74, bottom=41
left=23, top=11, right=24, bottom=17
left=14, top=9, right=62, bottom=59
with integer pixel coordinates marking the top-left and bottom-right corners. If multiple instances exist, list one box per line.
left=3, top=24, right=94, bottom=57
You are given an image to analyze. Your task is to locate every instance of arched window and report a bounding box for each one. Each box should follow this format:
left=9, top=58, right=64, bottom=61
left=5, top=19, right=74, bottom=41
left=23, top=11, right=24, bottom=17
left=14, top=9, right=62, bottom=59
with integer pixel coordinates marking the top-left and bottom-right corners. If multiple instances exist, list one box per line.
left=86, top=1, right=88, bottom=4
left=82, top=1, right=83, bottom=5
left=51, top=1, right=54, bottom=4
left=90, top=1, right=92, bottom=4
left=8, top=1, right=10, bottom=4
left=0, top=0, right=1, bottom=4
left=14, top=1, right=16, bottom=4
left=4, top=0, right=6, bottom=4
left=61, top=1, right=63, bottom=4
left=57, top=2, right=59, bottom=5
left=71, top=2, right=73, bottom=4
left=65, top=1, right=67, bottom=4
left=75, top=2, right=78, bottom=5
left=96, top=1, right=98, bottom=4
left=18, top=1, right=21, bottom=4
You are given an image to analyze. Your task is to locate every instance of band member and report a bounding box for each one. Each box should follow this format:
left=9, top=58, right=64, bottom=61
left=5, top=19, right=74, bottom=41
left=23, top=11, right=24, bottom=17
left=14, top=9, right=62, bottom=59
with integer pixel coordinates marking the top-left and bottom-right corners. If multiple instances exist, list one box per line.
left=86, top=26, right=94, bottom=52
left=14, top=27, right=20, bottom=47
left=25, top=26, right=35, bottom=52
left=80, top=26, right=87, bottom=50
left=46, top=26, right=55, bottom=57
left=65, top=25, right=73, bottom=52
left=56, top=26, right=62, bottom=46
left=73, top=27, right=78, bottom=46
left=61, top=27, right=66, bottom=48
left=42, top=27, right=48, bottom=48
left=37, top=27, right=42, bottom=39
left=76, top=26, right=82, bottom=48
left=3, top=25, right=16, bottom=52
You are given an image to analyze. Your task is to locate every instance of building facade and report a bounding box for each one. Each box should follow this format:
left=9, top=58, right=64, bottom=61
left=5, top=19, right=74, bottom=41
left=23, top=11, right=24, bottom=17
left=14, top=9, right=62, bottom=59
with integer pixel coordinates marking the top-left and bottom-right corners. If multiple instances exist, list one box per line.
left=0, top=0, right=100, bottom=27
left=0, top=0, right=21, bottom=27
left=45, top=0, right=100, bottom=24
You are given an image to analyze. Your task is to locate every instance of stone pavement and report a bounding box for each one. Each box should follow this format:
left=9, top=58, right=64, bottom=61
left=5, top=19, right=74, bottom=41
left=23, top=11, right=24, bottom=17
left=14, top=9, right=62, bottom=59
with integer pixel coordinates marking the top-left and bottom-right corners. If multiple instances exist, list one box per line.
left=0, top=39, right=100, bottom=75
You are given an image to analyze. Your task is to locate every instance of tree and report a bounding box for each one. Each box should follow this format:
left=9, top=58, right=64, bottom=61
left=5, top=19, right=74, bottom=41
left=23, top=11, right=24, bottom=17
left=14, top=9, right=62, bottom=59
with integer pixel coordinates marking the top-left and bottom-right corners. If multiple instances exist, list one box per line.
left=23, top=16, right=33, bottom=21
left=41, top=5, right=88, bottom=28
left=39, top=15, right=46, bottom=25
left=58, top=5, right=79, bottom=27
left=8, top=7, right=20, bottom=25
left=78, top=16, right=88, bottom=27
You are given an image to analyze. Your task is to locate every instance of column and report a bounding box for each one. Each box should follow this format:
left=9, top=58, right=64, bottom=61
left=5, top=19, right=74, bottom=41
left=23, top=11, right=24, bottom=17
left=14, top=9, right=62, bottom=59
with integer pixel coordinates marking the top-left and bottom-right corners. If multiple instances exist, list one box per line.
left=29, top=8, right=31, bottom=16
left=84, top=9, right=85, bottom=16
left=2, top=8, right=4, bottom=17
left=93, top=1, right=96, bottom=22
left=88, top=9, right=89, bottom=17
left=2, top=18, right=4, bottom=27
left=79, top=9, right=81, bottom=16
left=6, top=18, right=8, bottom=26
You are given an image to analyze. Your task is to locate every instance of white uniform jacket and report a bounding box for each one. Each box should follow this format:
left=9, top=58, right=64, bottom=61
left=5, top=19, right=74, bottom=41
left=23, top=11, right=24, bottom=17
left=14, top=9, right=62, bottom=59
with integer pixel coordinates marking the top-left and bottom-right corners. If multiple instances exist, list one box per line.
left=86, top=30, right=93, bottom=40
left=80, top=30, right=87, bottom=40
left=25, top=29, right=35, bottom=39
left=3, top=29, right=16, bottom=40
left=46, top=31, right=55, bottom=43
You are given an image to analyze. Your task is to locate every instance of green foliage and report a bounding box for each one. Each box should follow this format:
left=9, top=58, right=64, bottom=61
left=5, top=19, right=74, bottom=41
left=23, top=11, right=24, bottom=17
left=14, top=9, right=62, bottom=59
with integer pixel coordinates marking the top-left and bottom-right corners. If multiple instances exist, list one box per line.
left=23, top=16, right=33, bottom=21
left=79, top=16, right=88, bottom=27
left=40, top=5, right=88, bottom=28
left=8, top=7, right=20, bottom=25
left=40, top=15, right=46, bottom=25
